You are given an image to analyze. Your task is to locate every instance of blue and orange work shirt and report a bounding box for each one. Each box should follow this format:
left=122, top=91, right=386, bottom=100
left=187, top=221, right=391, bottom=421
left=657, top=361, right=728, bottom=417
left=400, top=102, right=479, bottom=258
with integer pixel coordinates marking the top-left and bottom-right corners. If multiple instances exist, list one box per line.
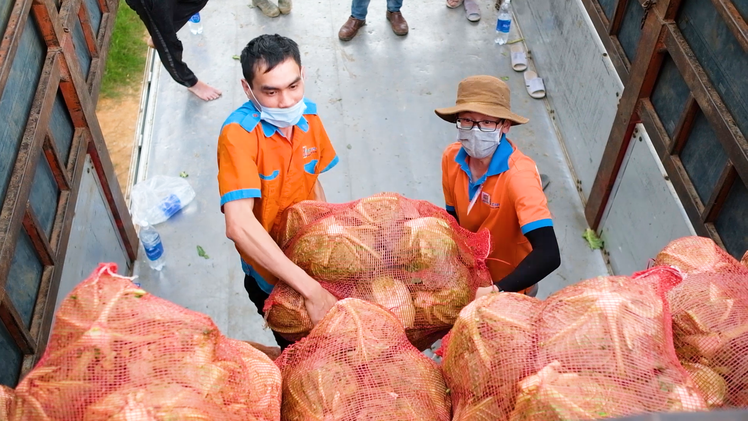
left=217, top=99, right=339, bottom=293
left=442, top=139, right=553, bottom=283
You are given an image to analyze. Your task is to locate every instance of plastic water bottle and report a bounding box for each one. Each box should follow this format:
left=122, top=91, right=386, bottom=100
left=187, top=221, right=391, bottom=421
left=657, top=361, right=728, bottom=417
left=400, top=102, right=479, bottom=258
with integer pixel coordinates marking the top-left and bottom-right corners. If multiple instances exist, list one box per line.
left=495, top=0, right=512, bottom=45
left=140, top=225, right=165, bottom=271
left=188, top=13, right=203, bottom=35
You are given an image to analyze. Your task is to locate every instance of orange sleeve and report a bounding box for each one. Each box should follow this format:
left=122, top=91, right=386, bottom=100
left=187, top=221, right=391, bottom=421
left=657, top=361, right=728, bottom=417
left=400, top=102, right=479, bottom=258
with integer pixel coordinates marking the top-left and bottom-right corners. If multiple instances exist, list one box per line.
left=508, top=161, right=553, bottom=234
left=310, top=115, right=339, bottom=174
left=442, top=147, right=456, bottom=211
left=217, top=123, right=262, bottom=208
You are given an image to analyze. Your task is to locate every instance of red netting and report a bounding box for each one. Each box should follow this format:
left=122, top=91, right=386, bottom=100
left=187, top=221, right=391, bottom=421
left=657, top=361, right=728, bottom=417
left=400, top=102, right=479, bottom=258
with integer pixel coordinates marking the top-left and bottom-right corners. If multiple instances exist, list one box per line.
left=265, top=193, right=492, bottom=350
left=742, top=251, right=748, bottom=269
left=653, top=237, right=748, bottom=408
left=440, top=268, right=707, bottom=421
left=9, top=264, right=281, bottom=421
left=441, top=293, right=541, bottom=420
left=1, top=385, right=14, bottom=419
left=654, top=236, right=748, bottom=275
left=276, top=298, right=451, bottom=420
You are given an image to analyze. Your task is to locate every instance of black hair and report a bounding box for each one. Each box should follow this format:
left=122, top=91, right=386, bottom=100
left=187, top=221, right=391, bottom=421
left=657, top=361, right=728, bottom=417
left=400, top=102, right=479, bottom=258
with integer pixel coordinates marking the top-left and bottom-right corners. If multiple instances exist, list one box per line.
left=240, top=34, right=302, bottom=88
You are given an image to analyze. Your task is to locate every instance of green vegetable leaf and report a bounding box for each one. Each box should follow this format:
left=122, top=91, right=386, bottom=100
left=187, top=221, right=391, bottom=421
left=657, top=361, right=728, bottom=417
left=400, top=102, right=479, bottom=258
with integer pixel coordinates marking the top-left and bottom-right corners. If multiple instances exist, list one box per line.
left=499, top=76, right=510, bottom=81
left=197, top=245, right=210, bottom=259
left=232, top=55, right=241, bottom=60
left=179, top=171, right=189, bottom=178
left=582, top=228, right=604, bottom=250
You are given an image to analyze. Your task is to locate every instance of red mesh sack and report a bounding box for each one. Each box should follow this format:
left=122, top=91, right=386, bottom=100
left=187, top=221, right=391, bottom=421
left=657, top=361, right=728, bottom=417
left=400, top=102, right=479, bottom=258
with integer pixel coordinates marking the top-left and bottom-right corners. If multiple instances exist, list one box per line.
left=1, top=385, right=14, bottom=419
left=741, top=251, right=748, bottom=270
left=654, top=236, right=748, bottom=275
left=265, top=193, right=492, bottom=349
left=441, top=293, right=542, bottom=420
left=667, top=269, right=748, bottom=408
left=276, top=298, right=451, bottom=421
left=10, top=264, right=281, bottom=421
left=520, top=273, right=706, bottom=420
left=441, top=269, right=706, bottom=421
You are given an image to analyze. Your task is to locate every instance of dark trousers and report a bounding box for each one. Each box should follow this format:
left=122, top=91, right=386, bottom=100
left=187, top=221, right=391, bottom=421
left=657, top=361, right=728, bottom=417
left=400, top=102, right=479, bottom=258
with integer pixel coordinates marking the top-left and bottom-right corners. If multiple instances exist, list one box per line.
left=244, top=275, right=294, bottom=350
left=124, top=0, right=206, bottom=87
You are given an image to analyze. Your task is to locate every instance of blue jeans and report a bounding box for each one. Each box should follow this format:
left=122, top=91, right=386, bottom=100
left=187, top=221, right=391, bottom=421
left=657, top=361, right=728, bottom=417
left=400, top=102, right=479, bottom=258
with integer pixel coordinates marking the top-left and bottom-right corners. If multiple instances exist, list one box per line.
left=351, top=0, right=403, bottom=20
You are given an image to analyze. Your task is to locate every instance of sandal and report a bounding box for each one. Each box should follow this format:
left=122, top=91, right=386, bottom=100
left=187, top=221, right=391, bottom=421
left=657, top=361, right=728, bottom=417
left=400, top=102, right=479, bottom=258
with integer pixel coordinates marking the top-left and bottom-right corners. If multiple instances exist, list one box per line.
left=446, top=0, right=463, bottom=8
left=253, top=0, right=280, bottom=17
left=524, top=70, right=546, bottom=99
left=510, top=43, right=528, bottom=72
left=464, top=0, right=481, bottom=22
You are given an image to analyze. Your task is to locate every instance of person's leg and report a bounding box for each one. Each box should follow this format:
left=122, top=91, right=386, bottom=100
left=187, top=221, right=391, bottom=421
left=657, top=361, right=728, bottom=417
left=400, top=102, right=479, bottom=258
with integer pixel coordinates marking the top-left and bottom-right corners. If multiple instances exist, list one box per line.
left=173, top=0, right=209, bottom=30
left=386, top=0, right=402, bottom=13
left=243, top=275, right=294, bottom=350
left=339, top=0, right=368, bottom=41
left=351, top=0, right=371, bottom=20
left=125, top=0, right=220, bottom=100
left=125, top=0, right=196, bottom=87
left=385, top=0, right=408, bottom=36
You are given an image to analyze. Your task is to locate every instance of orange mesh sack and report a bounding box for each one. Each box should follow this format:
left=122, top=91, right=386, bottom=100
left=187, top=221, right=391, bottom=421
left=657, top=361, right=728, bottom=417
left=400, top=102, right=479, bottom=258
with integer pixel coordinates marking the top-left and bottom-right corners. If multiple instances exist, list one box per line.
left=10, top=263, right=281, bottom=421
left=266, top=193, right=492, bottom=349
left=1, top=385, right=14, bottom=420
left=441, top=293, right=542, bottom=420
left=667, top=269, right=748, bottom=408
left=276, top=298, right=451, bottom=421
left=511, top=271, right=706, bottom=420
left=654, top=236, right=748, bottom=275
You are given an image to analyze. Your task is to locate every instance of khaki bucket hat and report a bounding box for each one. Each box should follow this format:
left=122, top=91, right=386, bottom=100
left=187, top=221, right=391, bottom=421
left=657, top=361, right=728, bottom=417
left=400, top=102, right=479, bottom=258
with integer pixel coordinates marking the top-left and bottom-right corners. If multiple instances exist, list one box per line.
left=435, top=75, right=529, bottom=126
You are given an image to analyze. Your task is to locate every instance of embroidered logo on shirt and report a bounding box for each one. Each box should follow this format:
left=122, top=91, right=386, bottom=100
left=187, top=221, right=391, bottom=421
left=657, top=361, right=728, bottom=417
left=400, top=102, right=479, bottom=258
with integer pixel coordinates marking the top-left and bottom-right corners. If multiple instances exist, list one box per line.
left=481, top=192, right=500, bottom=208
left=303, top=146, right=318, bottom=159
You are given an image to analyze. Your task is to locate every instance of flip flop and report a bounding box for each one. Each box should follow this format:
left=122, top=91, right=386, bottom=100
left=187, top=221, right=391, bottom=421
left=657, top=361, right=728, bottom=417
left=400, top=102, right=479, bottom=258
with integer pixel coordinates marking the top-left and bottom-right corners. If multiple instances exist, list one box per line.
left=464, top=0, right=481, bottom=22
left=446, top=0, right=463, bottom=9
left=524, top=70, right=546, bottom=99
left=510, top=43, right=528, bottom=72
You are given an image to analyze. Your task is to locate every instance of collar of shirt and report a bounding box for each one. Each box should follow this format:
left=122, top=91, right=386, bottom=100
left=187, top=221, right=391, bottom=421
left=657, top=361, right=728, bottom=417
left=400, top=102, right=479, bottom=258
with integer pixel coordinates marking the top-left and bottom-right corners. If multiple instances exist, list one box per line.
left=455, top=138, right=514, bottom=201
left=227, top=98, right=318, bottom=136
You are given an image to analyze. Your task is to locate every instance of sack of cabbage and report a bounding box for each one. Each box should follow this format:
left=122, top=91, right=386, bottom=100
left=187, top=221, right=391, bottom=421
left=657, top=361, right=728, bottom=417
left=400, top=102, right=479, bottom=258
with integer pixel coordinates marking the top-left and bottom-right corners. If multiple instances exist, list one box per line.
left=265, top=193, right=492, bottom=350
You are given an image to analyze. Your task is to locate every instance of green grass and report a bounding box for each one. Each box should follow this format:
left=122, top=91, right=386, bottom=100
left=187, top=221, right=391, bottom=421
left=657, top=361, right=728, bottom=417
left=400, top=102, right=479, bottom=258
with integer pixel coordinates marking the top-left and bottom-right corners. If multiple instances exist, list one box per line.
left=100, top=3, right=147, bottom=98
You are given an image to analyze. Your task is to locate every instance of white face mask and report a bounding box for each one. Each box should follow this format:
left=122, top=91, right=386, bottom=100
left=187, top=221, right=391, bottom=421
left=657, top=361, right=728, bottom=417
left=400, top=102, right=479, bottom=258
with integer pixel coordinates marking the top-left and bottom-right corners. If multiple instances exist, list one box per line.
left=246, top=85, right=307, bottom=128
left=457, top=128, right=503, bottom=159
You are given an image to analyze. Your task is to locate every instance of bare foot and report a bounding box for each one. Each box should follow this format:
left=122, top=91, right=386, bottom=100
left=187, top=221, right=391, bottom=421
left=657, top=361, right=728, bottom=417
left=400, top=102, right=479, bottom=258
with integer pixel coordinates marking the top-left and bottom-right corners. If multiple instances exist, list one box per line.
left=188, top=80, right=222, bottom=101
left=146, top=36, right=155, bottom=49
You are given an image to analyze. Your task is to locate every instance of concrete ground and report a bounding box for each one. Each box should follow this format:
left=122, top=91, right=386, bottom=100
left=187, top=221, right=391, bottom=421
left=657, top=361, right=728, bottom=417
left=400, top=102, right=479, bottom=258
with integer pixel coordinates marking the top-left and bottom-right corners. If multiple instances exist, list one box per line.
left=131, top=0, right=609, bottom=348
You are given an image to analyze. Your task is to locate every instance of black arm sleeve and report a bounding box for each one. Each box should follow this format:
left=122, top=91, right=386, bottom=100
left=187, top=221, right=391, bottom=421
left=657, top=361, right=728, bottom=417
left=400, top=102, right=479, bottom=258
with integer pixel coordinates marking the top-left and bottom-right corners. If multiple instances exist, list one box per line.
left=496, top=226, right=561, bottom=293
left=447, top=209, right=458, bottom=222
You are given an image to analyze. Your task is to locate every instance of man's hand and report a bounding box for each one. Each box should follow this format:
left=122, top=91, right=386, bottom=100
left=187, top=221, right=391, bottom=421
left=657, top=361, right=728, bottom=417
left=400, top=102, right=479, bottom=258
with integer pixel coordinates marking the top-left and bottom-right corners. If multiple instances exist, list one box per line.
left=475, top=285, right=499, bottom=300
left=304, top=282, right=338, bottom=325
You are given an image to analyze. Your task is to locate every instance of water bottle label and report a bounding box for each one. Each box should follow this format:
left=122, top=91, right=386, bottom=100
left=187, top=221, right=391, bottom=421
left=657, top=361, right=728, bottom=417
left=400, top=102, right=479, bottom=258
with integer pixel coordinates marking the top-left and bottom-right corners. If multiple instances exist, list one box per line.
left=144, top=241, right=164, bottom=261
left=159, top=194, right=182, bottom=219
left=496, top=19, right=511, bottom=33
left=190, top=13, right=200, bottom=23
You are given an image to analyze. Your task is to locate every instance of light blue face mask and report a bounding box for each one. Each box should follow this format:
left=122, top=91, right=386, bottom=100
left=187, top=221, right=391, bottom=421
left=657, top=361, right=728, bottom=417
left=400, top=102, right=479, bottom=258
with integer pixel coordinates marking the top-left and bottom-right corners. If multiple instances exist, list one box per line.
left=247, top=84, right=307, bottom=128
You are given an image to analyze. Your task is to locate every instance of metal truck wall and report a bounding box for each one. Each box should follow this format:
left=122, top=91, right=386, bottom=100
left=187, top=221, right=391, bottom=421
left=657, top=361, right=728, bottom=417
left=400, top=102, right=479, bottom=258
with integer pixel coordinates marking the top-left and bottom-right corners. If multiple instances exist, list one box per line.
left=514, top=0, right=747, bottom=273
left=0, top=0, right=137, bottom=387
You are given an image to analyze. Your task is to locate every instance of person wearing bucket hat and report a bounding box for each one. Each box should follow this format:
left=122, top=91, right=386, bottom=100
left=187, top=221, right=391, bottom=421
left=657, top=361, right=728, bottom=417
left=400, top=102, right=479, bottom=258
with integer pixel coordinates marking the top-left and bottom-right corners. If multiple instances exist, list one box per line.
left=436, top=75, right=560, bottom=298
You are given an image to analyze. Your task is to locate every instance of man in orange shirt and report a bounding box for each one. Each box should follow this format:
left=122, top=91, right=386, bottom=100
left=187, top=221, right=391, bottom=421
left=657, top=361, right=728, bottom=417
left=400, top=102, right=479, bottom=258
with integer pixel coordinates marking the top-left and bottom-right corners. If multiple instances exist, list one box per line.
left=436, top=75, right=560, bottom=298
left=217, top=34, right=338, bottom=348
